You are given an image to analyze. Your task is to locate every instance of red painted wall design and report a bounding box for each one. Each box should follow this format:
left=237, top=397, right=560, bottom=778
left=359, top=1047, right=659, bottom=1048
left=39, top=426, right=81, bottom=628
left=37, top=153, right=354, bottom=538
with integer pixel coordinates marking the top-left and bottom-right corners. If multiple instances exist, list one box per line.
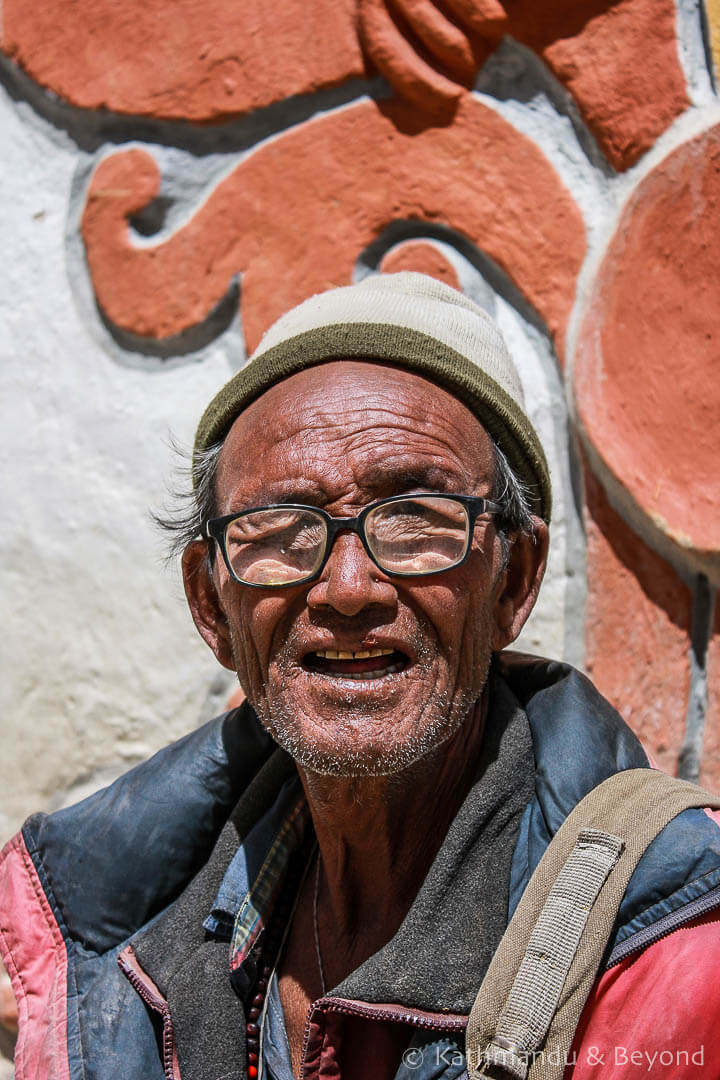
left=2, top=0, right=687, bottom=168
left=2, top=0, right=718, bottom=789
left=574, top=121, right=720, bottom=790
left=575, top=125, right=720, bottom=562
left=81, top=98, right=585, bottom=355
left=583, top=466, right=693, bottom=777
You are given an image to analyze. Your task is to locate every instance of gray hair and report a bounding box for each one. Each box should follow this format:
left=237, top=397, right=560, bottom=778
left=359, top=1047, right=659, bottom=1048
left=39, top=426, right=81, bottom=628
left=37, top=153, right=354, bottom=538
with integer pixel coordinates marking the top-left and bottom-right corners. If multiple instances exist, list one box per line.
left=491, top=442, right=535, bottom=563
left=155, top=435, right=535, bottom=563
left=154, top=439, right=224, bottom=561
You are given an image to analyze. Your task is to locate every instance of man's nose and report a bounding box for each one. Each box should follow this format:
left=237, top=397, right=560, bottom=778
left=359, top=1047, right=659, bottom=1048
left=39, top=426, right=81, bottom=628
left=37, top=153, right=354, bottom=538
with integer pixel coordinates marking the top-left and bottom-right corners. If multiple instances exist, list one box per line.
left=306, top=532, right=397, bottom=616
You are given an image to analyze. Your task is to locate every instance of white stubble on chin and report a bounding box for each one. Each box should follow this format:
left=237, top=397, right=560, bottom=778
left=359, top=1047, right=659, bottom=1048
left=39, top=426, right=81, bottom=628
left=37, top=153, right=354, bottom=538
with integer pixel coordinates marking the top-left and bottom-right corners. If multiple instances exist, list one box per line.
left=249, top=665, right=483, bottom=778
left=231, top=605, right=494, bottom=778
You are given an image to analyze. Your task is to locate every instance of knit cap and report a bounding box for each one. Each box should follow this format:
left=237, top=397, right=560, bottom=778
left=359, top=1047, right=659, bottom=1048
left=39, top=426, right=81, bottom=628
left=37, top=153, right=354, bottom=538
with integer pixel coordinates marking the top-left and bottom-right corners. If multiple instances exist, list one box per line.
left=194, top=272, right=551, bottom=521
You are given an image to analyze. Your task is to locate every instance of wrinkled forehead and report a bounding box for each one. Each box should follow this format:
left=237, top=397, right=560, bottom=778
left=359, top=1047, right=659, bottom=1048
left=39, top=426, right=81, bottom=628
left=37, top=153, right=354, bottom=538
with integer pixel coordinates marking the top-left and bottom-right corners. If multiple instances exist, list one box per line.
left=217, top=360, right=495, bottom=497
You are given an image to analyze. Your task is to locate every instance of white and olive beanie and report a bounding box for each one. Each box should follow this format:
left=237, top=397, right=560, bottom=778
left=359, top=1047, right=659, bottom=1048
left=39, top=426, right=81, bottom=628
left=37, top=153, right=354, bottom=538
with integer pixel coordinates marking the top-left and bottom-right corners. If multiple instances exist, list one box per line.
left=194, top=272, right=551, bottom=521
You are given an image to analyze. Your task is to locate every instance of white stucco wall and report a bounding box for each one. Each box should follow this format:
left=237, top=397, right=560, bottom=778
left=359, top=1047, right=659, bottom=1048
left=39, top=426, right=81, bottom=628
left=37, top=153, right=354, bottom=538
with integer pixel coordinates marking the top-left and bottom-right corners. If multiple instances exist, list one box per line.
left=0, top=91, right=243, bottom=842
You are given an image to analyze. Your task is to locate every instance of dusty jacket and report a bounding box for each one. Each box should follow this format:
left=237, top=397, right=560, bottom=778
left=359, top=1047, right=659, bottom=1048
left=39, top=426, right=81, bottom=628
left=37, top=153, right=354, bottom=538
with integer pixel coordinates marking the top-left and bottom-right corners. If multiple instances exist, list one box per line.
left=2, top=655, right=720, bottom=1080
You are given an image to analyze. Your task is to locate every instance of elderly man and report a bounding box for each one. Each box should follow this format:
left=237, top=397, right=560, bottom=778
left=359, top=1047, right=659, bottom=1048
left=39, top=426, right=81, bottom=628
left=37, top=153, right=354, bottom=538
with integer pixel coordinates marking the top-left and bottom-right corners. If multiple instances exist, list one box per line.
left=2, top=273, right=720, bottom=1080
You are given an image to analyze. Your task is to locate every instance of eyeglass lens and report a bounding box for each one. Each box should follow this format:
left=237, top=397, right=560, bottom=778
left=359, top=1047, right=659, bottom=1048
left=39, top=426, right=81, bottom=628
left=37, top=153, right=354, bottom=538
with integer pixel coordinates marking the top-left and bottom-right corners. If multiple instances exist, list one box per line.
left=225, top=508, right=327, bottom=585
left=223, top=496, right=471, bottom=585
left=365, top=496, right=469, bottom=574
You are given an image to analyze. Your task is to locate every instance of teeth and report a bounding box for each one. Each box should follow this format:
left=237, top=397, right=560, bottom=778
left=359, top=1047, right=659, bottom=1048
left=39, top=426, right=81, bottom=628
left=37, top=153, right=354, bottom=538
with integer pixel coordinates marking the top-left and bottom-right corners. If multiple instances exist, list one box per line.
left=338, top=663, right=404, bottom=680
left=314, top=647, right=396, bottom=660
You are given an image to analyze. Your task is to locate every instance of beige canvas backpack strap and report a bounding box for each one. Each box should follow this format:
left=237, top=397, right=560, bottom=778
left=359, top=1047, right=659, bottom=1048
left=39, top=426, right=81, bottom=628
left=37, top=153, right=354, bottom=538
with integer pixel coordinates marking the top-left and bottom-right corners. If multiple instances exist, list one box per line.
left=465, top=768, right=720, bottom=1080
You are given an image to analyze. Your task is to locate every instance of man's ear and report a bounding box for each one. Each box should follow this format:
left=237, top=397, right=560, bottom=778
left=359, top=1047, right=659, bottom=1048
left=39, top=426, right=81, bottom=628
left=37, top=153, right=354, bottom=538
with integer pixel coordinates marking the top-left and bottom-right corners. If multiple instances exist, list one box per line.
left=182, top=541, right=236, bottom=670
left=491, top=520, right=549, bottom=651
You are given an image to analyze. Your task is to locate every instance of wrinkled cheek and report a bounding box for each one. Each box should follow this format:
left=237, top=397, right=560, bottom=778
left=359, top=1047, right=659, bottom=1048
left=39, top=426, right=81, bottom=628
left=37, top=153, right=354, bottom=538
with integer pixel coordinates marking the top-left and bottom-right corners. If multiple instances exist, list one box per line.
left=226, top=605, right=272, bottom=704
left=265, top=660, right=305, bottom=703
left=228, top=627, right=261, bottom=701
left=452, top=613, right=494, bottom=701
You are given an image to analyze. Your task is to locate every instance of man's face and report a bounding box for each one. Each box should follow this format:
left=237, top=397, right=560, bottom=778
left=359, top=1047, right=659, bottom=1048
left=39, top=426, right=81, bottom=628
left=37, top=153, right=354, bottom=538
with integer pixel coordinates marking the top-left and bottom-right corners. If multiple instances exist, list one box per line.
left=194, top=362, right=528, bottom=777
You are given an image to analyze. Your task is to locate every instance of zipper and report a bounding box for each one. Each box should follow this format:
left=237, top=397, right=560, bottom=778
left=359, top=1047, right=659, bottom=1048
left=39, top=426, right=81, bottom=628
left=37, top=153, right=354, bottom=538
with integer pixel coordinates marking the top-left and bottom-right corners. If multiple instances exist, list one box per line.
left=118, top=945, right=182, bottom=1080
left=605, top=882, right=720, bottom=969
left=299, top=995, right=467, bottom=1079
left=295, top=885, right=720, bottom=1076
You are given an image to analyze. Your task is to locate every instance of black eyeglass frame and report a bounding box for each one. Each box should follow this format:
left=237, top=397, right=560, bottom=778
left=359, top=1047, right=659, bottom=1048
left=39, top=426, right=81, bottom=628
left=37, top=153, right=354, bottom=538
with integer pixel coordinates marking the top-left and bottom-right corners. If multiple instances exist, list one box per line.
left=204, top=492, right=502, bottom=588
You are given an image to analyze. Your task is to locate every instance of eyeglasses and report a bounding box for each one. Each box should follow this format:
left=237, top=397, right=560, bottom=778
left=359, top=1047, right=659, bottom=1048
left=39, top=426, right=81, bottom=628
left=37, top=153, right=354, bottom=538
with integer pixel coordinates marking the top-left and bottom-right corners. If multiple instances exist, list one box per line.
left=204, top=493, right=501, bottom=588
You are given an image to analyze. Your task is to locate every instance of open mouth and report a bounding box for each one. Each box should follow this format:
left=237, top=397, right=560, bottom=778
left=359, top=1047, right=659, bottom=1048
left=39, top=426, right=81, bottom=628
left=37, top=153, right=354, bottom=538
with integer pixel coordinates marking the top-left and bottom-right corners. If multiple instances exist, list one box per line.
left=303, top=647, right=409, bottom=681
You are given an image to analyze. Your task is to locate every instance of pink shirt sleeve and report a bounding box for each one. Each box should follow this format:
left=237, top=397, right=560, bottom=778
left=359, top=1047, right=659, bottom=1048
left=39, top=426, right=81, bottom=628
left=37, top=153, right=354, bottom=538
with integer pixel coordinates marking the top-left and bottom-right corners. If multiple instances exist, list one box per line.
left=0, top=832, right=70, bottom=1080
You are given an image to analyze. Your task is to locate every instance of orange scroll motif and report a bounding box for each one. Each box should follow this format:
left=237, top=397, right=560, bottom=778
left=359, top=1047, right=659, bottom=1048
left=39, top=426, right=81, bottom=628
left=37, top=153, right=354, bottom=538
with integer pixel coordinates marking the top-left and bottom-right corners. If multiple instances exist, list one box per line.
left=82, top=96, right=586, bottom=355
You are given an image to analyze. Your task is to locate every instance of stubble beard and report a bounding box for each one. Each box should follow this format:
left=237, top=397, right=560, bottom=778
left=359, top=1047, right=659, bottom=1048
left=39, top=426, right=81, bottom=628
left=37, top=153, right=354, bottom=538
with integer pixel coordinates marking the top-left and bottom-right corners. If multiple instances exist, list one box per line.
left=236, top=629, right=492, bottom=779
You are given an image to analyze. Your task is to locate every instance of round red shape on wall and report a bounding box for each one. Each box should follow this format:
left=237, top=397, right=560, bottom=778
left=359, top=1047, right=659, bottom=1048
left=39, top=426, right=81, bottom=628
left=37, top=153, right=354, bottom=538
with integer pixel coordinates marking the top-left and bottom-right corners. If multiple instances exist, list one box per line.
left=575, top=124, right=720, bottom=561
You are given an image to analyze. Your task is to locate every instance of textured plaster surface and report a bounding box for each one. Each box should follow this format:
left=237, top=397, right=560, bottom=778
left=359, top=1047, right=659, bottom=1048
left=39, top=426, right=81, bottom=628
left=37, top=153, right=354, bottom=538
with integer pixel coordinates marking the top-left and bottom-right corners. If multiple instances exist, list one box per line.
left=379, top=241, right=462, bottom=289
left=707, top=0, right=720, bottom=79
left=574, top=124, right=720, bottom=569
left=676, top=0, right=717, bottom=104
left=81, top=95, right=586, bottom=355
left=1, top=0, right=688, bottom=169
left=0, top=92, right=237, bottom=842
left=535, top=0, right=688, bottom=169
left=0, top=0, right=364, bottom=120
left=583, top=469, right=693, bottom=776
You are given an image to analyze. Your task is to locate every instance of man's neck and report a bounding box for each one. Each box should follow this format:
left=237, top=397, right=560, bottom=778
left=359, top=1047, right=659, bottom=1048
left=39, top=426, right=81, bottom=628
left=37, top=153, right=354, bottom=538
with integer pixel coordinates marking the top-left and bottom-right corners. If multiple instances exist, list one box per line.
left=298, top=691, right=487, bottom=979
left=277, top=687, right=501, bottom=1078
